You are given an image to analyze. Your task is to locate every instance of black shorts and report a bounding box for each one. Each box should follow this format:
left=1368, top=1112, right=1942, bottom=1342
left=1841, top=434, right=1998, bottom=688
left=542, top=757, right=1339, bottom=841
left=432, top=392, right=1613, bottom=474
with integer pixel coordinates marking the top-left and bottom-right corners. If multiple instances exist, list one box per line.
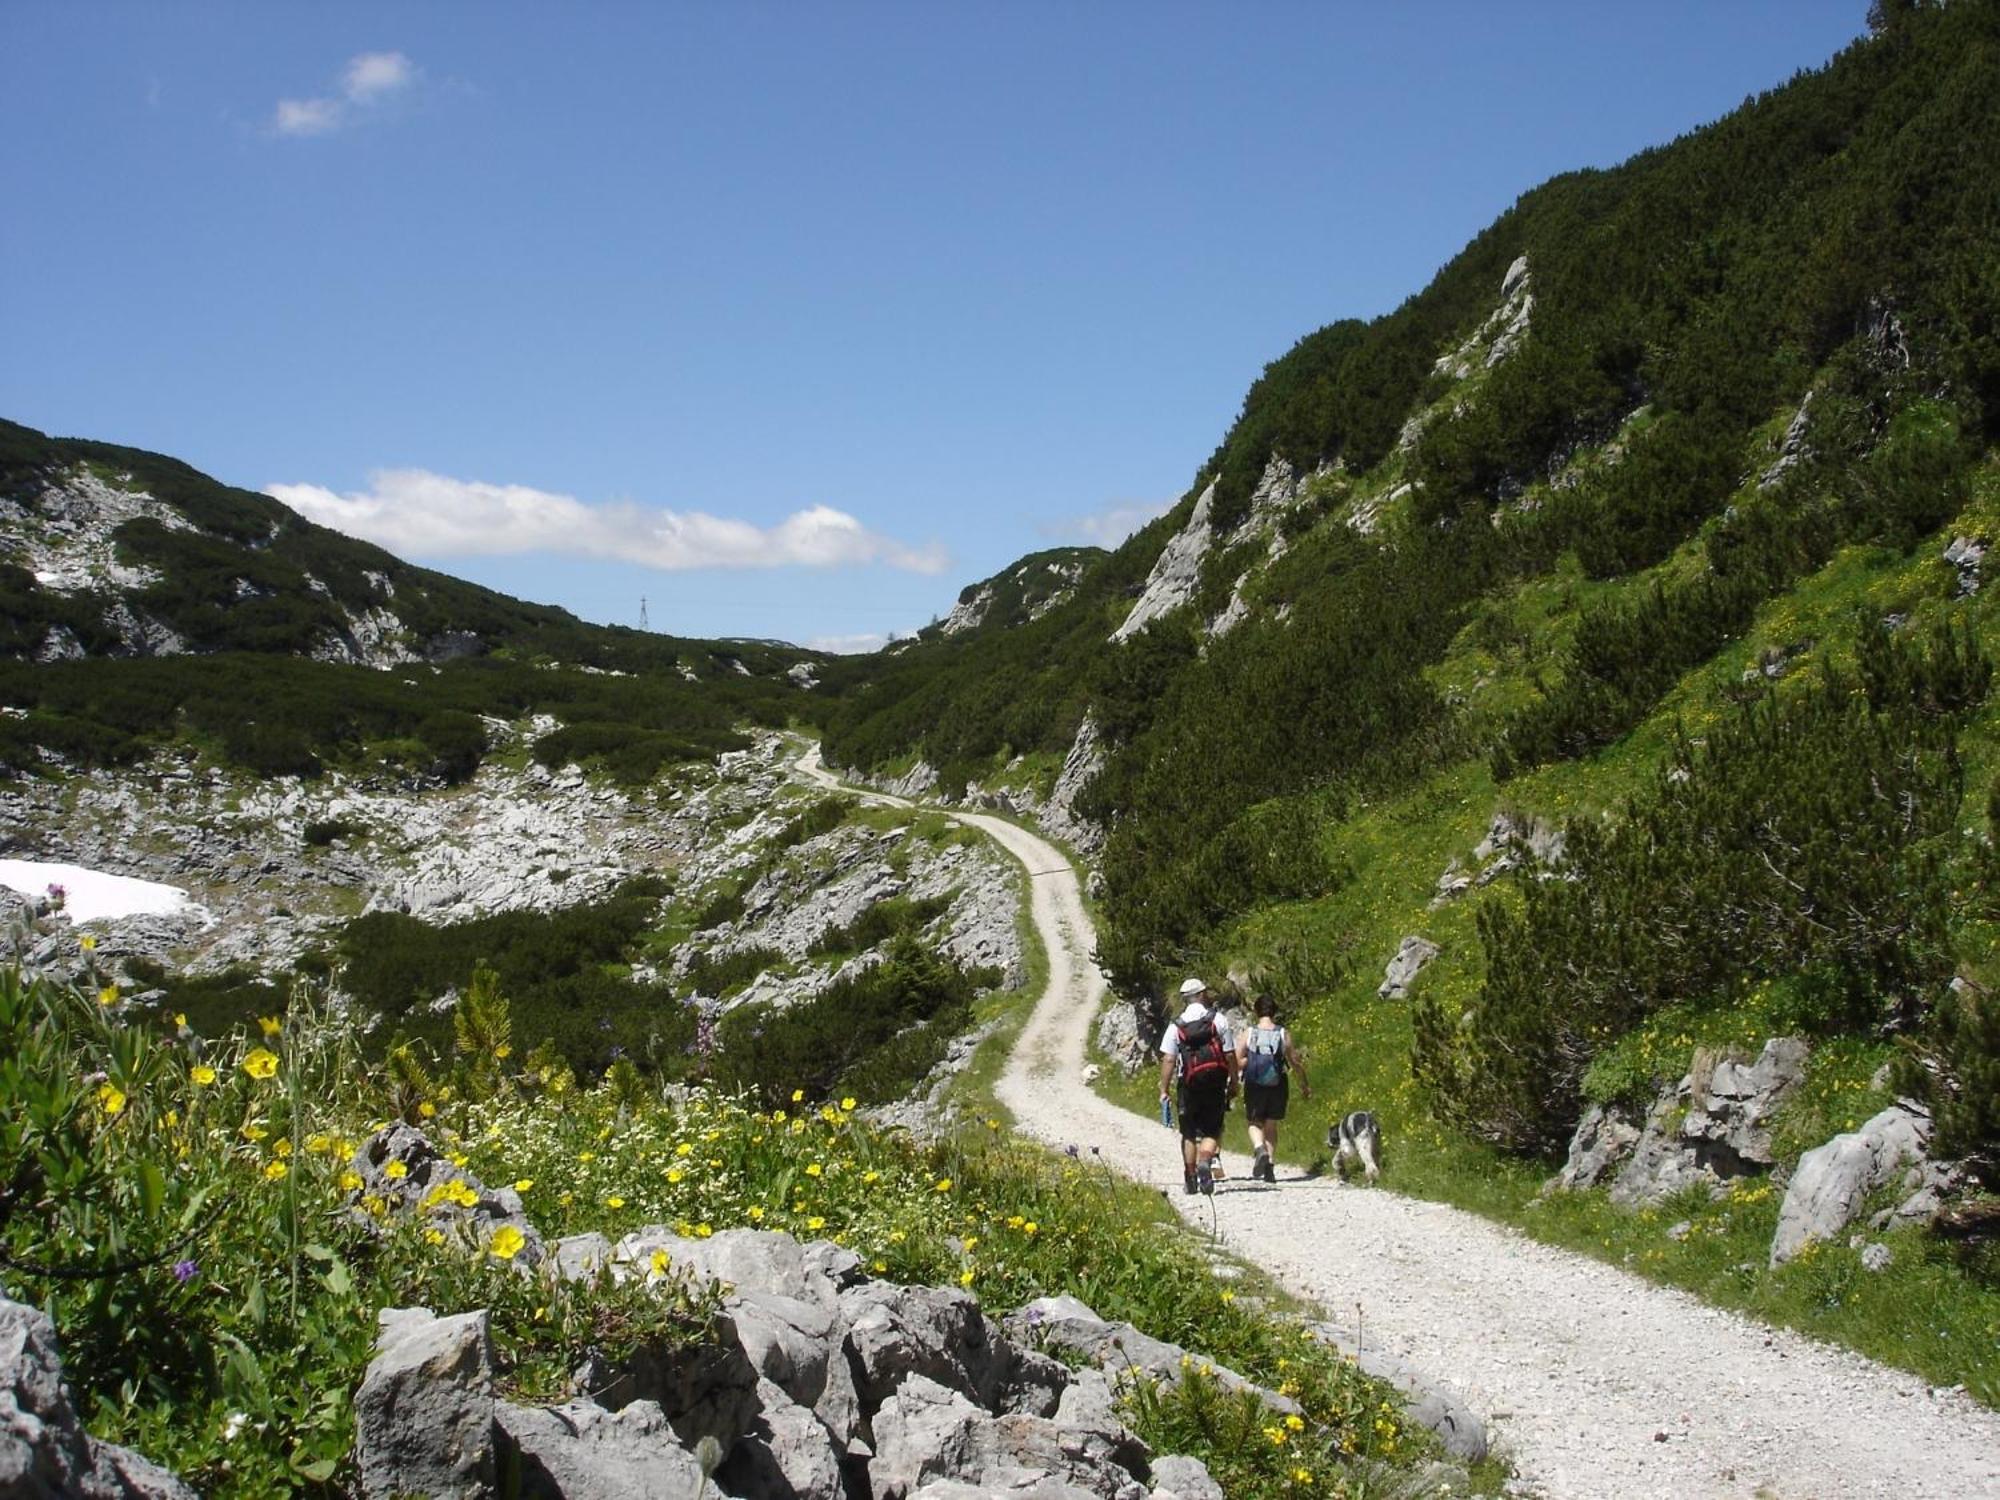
left=1178, top=1083, right=1228, bottom=1142
left=1243, top=1078, right=1289, bottom=1122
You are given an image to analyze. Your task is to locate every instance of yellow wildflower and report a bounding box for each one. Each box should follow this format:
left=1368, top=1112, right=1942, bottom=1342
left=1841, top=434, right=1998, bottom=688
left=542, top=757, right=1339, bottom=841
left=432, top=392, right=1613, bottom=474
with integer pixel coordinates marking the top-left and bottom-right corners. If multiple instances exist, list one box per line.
left=97, top=1082, right=127, bottom=1117
left=650, top=1249, right=672, bottom=1276
left=164, top=1109, right=178, bottom=1128
left=791, top=1089, right=805, bottom=1102
left=694, top=1223, right=713, bottom=1238
left=606, top=1195, right=626, bottom=1209
left=273, top=1138, right=292, bottom=1158
left=495, top=1044, right=512, bottom=1060
left=173, top=1012, right=186, bottom=1027
left=807, top=1216, right=826, bottom=1231
left=863, top=1170, right=881, bottom=1184
left=840, top=1097, right=856, bottom=1112
left=805, top=1163, right=823, bottom=1177
left=418, top=1101, right=437, bottom=1119
left=257, top=1015, right=281, bottom=1037
left=306, top=1133, right=331, bottom=1154
left=489, top=1225, right=525, bottom=1260
left=934, top=1178, right=952, bottom=1193
left=241, top=1123, right=268, bottom=1142
left=1023, top=1221, right=1038, bottom=1236
left=97, top=986, right=118, bottom=1007
left=675, top=1142, right=692, bottom=1157
left=263, top=1161, right=288, bottom=1182
left=79, top=934, right=96, bottom=952
left=1284, top=1414, right=1305, bottom=1432
left=959, top=1268, right=975, bottom=1286
left=242, top=1048, right=278, bottom=1080
left=667, top=1168, right=684, bottom=1185
left=514, top=1179, right=535, bottom=1192
left=338, top=1170, right=363, bottom=1192
left=747, top=1206, right=766, bottom=1221
left=424, top=1228, right=445, bottom=1246
left=384, top=1160, right=409, bottom=1180
left=191, top=1064, right=216, bottom=1087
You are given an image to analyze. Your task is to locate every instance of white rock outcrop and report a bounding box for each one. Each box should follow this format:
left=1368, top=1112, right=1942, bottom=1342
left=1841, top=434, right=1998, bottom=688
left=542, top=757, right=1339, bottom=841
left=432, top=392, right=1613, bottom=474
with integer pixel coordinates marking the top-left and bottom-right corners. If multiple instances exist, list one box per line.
left=1112, top=481, right=1216, bottom=643
left=1770, top=1105, right=1931, bottom=1267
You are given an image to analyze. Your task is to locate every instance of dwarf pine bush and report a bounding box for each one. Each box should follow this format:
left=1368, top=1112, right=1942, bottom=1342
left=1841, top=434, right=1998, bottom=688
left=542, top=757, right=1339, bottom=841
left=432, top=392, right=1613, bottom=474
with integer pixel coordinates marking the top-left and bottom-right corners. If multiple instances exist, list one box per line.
left=1417, top=625, right=1984, bottom=1154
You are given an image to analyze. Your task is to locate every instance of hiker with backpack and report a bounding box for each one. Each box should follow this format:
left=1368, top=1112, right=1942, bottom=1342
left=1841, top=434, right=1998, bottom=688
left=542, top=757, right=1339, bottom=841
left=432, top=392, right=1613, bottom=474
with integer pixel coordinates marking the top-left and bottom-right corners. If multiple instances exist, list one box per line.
left=1158, top=977, right=1237, bottom=1196
left=1237, top=993, right=1311, bottom=1182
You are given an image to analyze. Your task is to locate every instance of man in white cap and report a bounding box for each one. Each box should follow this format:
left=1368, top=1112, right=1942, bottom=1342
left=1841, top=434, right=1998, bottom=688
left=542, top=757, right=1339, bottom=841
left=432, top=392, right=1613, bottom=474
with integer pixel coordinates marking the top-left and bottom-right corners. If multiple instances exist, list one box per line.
left=1158, top=977, right=1237, bottom=1195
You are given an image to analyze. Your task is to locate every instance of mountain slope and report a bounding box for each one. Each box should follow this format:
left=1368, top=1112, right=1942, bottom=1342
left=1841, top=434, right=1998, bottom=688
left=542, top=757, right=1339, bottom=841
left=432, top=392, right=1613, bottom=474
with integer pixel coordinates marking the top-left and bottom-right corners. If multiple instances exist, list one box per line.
left=822, top=0, right=2000, bottom=1245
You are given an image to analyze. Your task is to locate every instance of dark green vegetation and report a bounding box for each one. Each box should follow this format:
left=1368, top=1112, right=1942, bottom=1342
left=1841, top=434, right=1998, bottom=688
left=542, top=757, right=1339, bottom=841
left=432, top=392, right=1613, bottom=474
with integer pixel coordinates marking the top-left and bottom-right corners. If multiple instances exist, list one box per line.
left=139, top=872, right=993, bottom=1114
left=827, top=0, right=2000, bottom=1378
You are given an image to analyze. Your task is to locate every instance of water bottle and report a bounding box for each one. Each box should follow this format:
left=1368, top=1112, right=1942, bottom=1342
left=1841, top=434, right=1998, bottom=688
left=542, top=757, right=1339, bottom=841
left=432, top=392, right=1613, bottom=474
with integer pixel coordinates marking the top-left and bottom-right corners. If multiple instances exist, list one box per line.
left=1159, top=1095, right=1174, bottom=1129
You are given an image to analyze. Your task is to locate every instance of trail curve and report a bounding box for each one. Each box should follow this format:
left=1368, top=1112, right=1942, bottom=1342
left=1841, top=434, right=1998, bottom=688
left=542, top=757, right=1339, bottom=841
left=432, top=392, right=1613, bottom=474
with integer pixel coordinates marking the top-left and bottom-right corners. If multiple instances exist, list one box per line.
left=793, top=744, right=2000, bottom=1499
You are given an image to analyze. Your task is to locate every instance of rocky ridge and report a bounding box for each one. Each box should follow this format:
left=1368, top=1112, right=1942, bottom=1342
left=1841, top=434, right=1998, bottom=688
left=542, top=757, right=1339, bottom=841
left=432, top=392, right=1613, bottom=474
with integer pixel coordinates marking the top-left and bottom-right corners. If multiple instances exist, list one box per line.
left=4, top=732, right=1021, bottom=1085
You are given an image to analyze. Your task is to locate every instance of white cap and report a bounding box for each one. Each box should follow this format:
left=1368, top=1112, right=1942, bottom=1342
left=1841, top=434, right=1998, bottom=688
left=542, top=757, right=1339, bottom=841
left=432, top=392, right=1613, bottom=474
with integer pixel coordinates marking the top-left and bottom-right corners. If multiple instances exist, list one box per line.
left=1179, top=976, right=1208, bottom=997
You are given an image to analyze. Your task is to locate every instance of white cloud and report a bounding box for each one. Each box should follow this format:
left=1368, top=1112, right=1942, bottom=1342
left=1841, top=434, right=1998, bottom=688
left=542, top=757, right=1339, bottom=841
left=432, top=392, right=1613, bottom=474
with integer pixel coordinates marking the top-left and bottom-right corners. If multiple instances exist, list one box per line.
left=267, top=469, right=951, bottom=576
left=1037, top=497, right=1176, bottom=549
left=808, top=632, right=894, bottom=655
left=343, top=52, right=414, bottom=102
left=273, top=50, right=417, bottom=136
left=273, top=96, right=344, bottom=137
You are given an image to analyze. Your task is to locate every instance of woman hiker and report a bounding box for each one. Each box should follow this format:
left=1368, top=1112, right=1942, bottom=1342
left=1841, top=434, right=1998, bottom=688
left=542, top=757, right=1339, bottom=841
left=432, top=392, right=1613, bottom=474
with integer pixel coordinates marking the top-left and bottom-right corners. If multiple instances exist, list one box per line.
left=1237, top=993, right=1310, bottom=1182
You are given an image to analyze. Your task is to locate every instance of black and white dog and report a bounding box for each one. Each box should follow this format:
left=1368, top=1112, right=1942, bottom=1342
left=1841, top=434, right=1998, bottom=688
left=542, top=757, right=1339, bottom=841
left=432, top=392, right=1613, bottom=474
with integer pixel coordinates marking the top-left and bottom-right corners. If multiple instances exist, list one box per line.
left=1328, top=1111, right=1382, bottom=1182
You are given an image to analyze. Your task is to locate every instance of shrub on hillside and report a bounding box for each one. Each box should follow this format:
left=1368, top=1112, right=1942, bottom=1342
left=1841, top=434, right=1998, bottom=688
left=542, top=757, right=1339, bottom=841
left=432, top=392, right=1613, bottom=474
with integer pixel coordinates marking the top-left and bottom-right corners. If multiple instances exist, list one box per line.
left=1420, top=631, right=1982, bottom=1154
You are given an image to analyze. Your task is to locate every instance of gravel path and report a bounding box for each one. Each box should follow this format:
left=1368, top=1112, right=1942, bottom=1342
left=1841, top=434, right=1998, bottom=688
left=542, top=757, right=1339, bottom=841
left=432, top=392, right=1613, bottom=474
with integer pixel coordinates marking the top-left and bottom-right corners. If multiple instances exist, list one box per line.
left=797, top=747, right=2000, bottom=1499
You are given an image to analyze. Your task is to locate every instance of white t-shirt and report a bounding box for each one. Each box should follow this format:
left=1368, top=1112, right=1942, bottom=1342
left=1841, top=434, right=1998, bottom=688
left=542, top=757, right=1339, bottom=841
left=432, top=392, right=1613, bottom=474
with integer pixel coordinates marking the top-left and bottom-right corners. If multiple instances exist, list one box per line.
left=1159, top=1001, right=1235, bottom=1057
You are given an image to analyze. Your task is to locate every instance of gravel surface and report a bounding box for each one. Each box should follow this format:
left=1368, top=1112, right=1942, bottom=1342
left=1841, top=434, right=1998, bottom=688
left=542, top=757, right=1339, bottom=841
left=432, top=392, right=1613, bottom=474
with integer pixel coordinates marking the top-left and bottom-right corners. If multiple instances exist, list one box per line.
left=799, top=747, right=2000, bottom=1499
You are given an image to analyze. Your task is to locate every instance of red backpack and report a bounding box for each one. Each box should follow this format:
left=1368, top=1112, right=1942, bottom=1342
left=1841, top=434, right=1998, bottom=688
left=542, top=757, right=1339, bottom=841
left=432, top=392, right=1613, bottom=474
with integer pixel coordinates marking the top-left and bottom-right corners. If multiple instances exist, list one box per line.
left=1175, top=1013, right=1229, bottom=1088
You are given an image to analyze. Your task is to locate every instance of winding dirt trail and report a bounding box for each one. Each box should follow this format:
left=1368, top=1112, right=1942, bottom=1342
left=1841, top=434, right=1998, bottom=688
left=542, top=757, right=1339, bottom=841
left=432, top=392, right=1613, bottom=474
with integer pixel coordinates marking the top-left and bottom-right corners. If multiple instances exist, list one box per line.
left=795, top=746, right=2000, bottom=1498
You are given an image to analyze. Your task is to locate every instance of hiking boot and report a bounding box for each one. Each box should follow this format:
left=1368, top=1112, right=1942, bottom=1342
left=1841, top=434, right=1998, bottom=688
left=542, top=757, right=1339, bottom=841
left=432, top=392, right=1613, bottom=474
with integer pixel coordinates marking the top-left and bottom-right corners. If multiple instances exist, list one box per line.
left=1253, top=1148, right=1271, bottom=1183
left=1196, top=1162, right=1214, bottom=1196
left=1183, top=1167, right=1199, bottom=1196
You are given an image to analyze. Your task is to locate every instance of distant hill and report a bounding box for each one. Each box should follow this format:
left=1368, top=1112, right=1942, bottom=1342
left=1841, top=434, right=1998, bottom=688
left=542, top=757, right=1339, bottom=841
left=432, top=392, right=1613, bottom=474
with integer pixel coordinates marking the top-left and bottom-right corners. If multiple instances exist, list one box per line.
left=0, top=419, right=821, bottom=782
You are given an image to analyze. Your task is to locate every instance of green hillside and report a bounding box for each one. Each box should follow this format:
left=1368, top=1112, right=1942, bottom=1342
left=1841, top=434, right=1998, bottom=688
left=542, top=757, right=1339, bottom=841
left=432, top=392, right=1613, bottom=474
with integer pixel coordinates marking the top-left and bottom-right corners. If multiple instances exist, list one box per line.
left=821, top=0, right=2000, bottom=1381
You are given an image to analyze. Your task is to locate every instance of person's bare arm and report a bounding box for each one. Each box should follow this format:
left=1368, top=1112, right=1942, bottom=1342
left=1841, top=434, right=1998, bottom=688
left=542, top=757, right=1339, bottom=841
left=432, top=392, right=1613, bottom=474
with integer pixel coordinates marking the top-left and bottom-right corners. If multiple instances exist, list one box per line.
left=1285, top=1035, right=1311, bottom=1097
left=1159, top=1051, right=1175, bottom=1099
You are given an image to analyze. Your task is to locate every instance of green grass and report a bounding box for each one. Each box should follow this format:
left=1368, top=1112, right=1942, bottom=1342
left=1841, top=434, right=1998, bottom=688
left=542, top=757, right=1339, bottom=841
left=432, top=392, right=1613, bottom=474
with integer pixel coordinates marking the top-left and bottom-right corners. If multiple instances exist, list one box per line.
left=1115, top=480, right=2000, bottom=1406
left=3, top=962, right=1478, bottom=1499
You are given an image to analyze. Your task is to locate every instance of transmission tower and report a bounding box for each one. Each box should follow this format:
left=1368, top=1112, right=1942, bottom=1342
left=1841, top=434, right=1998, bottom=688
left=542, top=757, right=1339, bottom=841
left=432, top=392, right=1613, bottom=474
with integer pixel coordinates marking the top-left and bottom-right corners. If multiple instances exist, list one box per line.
left=639, top=596, right=650, bottom=631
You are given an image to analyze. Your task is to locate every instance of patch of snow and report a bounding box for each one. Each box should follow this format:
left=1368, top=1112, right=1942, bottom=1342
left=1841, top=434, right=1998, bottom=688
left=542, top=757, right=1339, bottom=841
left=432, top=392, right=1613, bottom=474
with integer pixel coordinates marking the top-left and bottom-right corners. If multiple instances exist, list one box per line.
left=0, top=859, right=198, bottom=924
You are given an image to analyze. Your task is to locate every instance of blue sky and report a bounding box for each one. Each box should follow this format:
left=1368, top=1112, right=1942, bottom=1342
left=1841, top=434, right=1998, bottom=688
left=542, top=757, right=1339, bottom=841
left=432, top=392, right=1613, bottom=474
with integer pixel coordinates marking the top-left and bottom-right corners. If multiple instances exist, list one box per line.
left=2, top=3, right=1867, bottom=651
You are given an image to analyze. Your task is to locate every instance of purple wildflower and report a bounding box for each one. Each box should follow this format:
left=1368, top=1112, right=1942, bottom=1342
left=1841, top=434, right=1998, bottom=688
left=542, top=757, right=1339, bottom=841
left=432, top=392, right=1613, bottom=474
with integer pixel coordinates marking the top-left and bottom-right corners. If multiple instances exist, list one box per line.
left=171, top=1259, right=199, bottom=1284
left=1064, top=1144, right=1080, bottom=1159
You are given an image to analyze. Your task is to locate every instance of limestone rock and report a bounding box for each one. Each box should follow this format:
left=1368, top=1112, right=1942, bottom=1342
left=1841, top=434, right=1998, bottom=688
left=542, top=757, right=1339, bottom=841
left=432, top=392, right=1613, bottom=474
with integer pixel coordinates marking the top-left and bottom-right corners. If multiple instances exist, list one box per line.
left=839, top=1281, right=1013, bottom=1412
left=1003, top=1296, right=1297, bottom=1418
left=1306, top=1322, right=1488, bottom=1462
left=1378, top=936, right=1439, bottom=1000
left=1555, top=1038, right=1809, bottom=1206
left=1680, top=1038, right=1808, bottom=1171
left=1040, top=714, right=1108, bottom=859
left=868, top=1373, right=1139, bottom=1500
left=1112, top=481, right=1216, bottom=644
left=0, top=1296, right=196, bottom=1500
left=496, top=1397, right=707, bottom=1499
left=1944, top=535, right=1987, bottom=596
left=354, top=1307, right=497, bottom=1500
left=1147, top=1455, right=1225, bottom=1500
left=1093, top=998, right=1150, bottom=1075
left=714, top=1379, right=848, bottom=1500
left=1771, top=1105, right=1931, bottom=1267
left=1554, top=1103, right=1644, bottom=1192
